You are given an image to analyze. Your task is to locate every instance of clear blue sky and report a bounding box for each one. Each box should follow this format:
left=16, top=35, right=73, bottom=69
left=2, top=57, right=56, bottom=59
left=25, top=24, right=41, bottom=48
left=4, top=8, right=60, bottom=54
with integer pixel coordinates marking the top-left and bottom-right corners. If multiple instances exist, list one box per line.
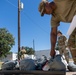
left=0, top=0, right=70, bottom=53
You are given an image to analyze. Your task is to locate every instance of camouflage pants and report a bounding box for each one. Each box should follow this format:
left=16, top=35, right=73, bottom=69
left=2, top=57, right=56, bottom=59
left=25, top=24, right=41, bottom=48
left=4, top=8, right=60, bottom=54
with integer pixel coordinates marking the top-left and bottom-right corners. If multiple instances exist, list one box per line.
left=68, top=28, right=76, bottom=64
left=59, top=45, right=69, bottom=63
left=68, top=28, right=76, bottom=48
left=21, top=54, right=25, bottom=59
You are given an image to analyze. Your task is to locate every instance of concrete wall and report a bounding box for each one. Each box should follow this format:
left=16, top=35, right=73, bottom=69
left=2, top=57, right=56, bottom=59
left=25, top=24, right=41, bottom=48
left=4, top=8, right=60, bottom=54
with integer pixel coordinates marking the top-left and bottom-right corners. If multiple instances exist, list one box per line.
left=0, top=49, right=72, bottom=62
left=35, top=49, right=72, bottom=59
left=35, top=49, right=50, bottom=59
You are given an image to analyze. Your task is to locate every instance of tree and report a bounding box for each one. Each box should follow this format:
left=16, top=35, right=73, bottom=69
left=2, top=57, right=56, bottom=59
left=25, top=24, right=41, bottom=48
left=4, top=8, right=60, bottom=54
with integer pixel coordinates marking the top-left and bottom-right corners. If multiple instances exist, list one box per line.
left=0, top=28, right=15, bottom=57
left=23, top=46, right=35, bottom=55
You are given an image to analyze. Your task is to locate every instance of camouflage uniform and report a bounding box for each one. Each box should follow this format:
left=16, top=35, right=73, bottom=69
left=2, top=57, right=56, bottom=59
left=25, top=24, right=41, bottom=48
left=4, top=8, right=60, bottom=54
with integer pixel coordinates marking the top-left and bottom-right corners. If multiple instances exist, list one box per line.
left=58, top=35, right=69, bottom=63
left=20, top=48, right=26, bottom=60
left=68, top=28, right=76, bottom=48
left=68, top=28, right=76, bottom=64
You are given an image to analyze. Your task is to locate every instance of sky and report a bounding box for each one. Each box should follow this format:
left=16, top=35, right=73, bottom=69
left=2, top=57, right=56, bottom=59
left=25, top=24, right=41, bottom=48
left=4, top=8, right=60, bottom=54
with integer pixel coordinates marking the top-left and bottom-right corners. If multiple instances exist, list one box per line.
left=0, top=0, right=70, bottom=53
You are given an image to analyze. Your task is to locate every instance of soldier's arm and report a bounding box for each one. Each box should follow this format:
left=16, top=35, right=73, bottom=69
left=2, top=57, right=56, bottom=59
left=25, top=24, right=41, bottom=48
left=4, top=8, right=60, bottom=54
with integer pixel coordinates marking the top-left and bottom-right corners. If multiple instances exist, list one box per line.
left=50, top=16, right=60, bottom=57
left=50, top=27, right=57, bottom=57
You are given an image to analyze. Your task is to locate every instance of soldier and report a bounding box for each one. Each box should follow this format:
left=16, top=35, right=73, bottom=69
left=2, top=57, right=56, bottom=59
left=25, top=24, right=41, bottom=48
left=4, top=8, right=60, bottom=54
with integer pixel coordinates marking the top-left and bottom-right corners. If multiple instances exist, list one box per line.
left=68, top=28, right=76, bottom=64
left=38, top=0, right=76, bottom=58
left=57, top=31, right=69, bottom=63
left=20, top=46, right=26, bottom=60
left=68, top=28, right=76, bottom=48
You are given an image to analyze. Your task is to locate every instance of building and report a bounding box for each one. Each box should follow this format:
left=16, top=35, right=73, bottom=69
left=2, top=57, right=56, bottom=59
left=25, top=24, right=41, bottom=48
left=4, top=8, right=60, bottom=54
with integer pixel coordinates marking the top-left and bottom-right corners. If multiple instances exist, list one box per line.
left=0, top=53, right=17, bottom=62
left=0, top=53, right=36, bottom=62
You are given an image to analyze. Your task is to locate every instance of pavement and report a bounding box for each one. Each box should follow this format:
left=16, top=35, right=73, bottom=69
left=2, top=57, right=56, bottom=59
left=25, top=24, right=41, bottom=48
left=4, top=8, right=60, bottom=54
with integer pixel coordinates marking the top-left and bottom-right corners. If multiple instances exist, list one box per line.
left=66, top=72, right=76, bottom=75
left=63, top=59, right=76, bottom=75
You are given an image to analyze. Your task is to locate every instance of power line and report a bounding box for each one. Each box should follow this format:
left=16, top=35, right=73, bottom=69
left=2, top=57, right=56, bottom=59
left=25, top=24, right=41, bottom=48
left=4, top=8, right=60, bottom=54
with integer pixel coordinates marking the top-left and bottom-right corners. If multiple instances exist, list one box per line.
left=5, top=0, right=49, bottom=34
left=22, top=11, right=49, bottom=34
left=5, top=0, right=18, bottom=8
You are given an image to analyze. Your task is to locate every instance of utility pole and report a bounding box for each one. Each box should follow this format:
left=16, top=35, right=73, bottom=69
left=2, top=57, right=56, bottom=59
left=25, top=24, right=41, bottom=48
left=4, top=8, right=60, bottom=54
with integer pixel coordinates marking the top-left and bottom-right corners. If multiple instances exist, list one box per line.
left=18, top=0, right=20, bottom=60
left=33, top=39, right=35, bottom=50
left=33, top=39, right=35, bottom=55
left=18, top=0, right=24, bottom=60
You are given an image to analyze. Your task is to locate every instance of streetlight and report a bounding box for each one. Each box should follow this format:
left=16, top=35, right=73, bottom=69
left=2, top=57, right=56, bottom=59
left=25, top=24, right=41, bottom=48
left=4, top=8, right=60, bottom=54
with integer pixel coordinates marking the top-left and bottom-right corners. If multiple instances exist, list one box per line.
left=18, top=0, right=24, bottom=60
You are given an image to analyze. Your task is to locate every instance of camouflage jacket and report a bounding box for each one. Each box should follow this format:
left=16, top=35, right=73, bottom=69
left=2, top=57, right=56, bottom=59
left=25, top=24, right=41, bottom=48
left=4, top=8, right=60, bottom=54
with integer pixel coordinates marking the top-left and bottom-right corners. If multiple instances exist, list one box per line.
left=58, top=35, right=67, bottom=46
